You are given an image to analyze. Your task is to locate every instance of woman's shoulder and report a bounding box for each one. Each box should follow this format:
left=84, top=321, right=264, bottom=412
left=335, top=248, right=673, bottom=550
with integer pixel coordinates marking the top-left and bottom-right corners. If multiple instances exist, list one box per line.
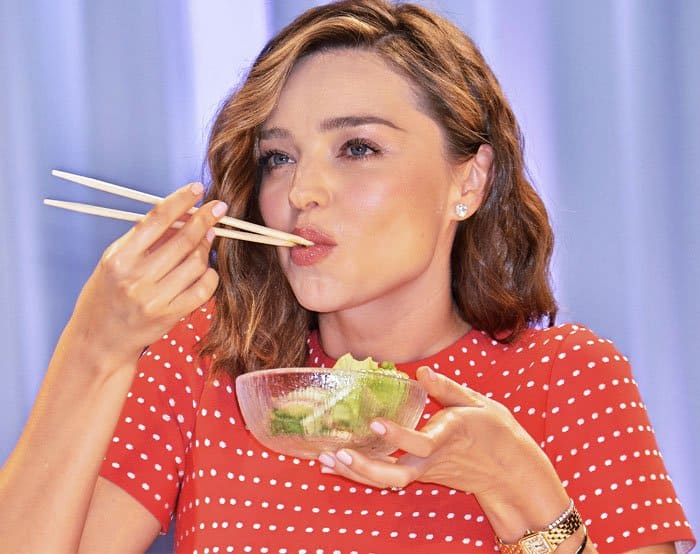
left=419, top=322, right=624, bottom=378
left=518, top=321, right=605, bottom=342
left=514, top=322, right=626, bottom=361
left=516, top=322, right=637, bottom=400
left=479, top=322, right=634, bottom=394
left=135, top=300, right=217, bottom=389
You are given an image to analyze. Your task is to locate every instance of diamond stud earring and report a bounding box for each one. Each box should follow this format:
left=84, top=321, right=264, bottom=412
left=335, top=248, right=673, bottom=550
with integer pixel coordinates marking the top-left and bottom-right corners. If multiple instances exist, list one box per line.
left=455, top=203, right=468, bottom=218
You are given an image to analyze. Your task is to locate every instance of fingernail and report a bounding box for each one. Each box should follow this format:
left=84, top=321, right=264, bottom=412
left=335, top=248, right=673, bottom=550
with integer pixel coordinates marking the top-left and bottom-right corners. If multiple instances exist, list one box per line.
left=190, top=182, right=204, bottom=195
left=320, top=466, right=335, bottom=474
left=318, top=453, right=335, bottom=468
left=206, top=228, right=215, bottom=243
left=370, top=421, right=386, bottom=435
left=420, top=366, right=438, bottom=382
left=336, top=450, right=352, bottom=465
left=212, top=202, right=228, bottom=218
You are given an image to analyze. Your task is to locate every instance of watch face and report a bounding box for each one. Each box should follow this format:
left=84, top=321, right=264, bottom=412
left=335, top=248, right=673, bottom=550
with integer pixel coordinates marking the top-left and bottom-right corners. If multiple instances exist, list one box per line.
left=521, top=534, right=553, bottom=554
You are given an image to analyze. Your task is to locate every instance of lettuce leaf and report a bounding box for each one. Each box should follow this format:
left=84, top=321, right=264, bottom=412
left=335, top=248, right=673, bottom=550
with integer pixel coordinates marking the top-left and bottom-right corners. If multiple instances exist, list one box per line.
left=269, top=354, right=408, bottom=436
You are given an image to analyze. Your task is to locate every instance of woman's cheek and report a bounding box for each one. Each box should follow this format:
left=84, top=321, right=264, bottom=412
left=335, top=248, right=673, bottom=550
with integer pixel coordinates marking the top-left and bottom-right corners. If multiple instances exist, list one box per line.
left=258, top=182, right=287, bottom=228
left=342, top=176, right=396, bottom=217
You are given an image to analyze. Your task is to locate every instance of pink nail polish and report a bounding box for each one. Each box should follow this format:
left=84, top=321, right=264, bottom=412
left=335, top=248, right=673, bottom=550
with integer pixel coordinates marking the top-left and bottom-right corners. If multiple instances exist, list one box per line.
left=318, top=453, right=335, bottom=467
left=336, top=450, right=352, bottom=465
left=212, top=202, right=228, bottom=218
left=190, top=182, right=204, bottom=195
left=370, top=421, right=386, bottom=435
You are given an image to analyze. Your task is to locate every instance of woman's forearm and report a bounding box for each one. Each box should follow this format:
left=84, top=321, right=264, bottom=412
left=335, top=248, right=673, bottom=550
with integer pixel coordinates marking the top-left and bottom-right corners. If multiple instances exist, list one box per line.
left=0, top=185, right=227, bottom=551
left=0, top=320, right=137, bottom=552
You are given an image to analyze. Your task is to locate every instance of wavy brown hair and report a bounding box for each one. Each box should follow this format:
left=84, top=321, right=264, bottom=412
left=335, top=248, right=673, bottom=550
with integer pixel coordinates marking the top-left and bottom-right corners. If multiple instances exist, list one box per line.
left=199, top=0, right=557, bottom=378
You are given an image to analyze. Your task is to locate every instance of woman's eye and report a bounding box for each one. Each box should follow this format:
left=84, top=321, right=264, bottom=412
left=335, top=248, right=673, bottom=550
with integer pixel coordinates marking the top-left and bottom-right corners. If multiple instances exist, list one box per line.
left=343, top=139, right=379, bottom=159
left=259, top=151, right=294, bottom=170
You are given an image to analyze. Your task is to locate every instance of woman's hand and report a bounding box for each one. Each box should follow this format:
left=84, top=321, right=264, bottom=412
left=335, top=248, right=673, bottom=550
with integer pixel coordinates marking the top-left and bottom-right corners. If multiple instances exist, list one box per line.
left=67, top=182, right=226, bottom=372
left=319, top=366, right=545, bottom=492
left=318, top=366, right=571, bottom=542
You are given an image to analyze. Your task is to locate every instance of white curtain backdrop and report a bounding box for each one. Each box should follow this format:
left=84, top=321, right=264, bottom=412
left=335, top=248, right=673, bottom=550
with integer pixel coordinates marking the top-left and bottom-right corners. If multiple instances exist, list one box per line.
left=1, top=1, right=697, bottom=550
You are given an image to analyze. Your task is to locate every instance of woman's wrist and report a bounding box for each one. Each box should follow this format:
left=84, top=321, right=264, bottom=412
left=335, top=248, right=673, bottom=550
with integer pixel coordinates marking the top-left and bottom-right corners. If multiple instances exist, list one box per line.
left=483, top=492, right=572, bottom=545
left=494, top=502, right=588, bottom=553
left=59, top=316, right=141, bottom=379
left=475, top=441, right=572, bottom=543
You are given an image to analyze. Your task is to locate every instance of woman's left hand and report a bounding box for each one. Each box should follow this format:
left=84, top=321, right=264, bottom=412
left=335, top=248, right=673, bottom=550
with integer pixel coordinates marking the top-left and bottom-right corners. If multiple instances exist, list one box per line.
left=318, top=366, right=566, bottom=517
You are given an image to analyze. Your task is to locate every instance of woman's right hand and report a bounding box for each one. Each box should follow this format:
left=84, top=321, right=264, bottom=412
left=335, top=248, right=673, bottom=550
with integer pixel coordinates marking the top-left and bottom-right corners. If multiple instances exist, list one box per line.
left=67, top=182, right=226, bottom=372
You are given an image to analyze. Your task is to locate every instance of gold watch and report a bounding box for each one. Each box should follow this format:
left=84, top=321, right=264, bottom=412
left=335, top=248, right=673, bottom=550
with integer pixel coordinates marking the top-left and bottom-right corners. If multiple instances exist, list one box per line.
left=496, top=500, right=583, bottom=554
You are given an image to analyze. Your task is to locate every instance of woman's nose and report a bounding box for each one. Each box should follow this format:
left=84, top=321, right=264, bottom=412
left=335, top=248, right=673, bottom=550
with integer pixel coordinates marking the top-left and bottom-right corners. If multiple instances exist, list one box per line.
left=288, top=158, right=331, bottom=210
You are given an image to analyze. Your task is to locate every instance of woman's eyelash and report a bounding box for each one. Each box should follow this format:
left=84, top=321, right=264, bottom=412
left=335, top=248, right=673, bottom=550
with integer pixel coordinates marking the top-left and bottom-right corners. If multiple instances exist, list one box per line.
left=258, top=150, right=293, bottom=171
left=258, top=138, right=380, bottom=171
left=342, top=138, right=380, bottom=159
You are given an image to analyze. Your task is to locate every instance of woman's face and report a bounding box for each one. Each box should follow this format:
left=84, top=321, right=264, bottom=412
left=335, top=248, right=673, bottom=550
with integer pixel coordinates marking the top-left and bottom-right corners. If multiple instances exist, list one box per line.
left=258, top=49, right=465, bottom=316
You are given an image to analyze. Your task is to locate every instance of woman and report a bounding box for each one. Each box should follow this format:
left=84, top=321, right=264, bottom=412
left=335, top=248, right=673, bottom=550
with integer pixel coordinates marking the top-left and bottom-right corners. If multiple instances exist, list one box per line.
left=0, top=1, right=694, bottom=552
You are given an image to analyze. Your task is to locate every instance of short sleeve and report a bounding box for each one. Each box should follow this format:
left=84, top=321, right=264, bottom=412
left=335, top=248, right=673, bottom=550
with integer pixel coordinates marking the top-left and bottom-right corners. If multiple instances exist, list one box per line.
left=99, top=305, right=212, bottom=532
left=543, top=325, right=695, bottom=552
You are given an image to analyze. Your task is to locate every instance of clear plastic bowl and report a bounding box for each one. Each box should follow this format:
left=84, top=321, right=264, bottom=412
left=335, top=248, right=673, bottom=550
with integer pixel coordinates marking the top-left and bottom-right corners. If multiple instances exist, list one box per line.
left=235, top=367, right=427, bottom=459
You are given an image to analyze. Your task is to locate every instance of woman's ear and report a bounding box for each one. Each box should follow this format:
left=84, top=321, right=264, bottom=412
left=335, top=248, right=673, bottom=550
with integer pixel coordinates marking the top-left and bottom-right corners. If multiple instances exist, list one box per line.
left=450, top=144, right=494, bottom=220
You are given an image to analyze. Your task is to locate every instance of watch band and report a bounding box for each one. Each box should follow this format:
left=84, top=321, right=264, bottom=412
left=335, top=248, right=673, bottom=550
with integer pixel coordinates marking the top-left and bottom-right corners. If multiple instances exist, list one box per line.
left=496, top=500, right=583, bottom=554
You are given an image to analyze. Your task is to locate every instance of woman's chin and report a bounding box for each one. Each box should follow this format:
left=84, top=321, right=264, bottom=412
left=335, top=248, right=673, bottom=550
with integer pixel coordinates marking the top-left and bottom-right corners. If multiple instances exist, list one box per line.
left=286, top=273, right=377, bottom=315
left=292, top=295, right=340, bottom=314
left=289, top=285, right=354, bottom=315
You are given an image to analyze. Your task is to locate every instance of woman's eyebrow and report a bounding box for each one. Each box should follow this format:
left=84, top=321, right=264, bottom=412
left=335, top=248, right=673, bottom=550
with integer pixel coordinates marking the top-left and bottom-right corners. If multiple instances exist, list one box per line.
left=259, top=115, right=404, bottom=141
left=319, top=115, right=405, bottom=132
left=259, top=127, right=290, bottom=141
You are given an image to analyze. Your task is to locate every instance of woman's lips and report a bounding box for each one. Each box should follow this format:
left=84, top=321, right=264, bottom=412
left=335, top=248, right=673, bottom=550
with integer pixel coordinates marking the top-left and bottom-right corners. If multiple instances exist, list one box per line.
left=290, top=227, right=336, bottom=266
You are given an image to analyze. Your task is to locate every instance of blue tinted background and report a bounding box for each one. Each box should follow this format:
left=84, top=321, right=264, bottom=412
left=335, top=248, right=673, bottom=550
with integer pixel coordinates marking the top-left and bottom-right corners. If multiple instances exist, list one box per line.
left=1, top=0, right=697, bottom=549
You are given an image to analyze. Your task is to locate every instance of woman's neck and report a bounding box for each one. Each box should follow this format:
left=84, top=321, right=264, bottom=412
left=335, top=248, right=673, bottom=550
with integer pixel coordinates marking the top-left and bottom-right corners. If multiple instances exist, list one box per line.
left=317, top=281, right=470, bottom=364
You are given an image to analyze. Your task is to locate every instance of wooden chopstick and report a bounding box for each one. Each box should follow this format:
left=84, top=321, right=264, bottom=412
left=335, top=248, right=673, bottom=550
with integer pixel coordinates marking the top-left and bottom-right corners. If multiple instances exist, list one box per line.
left=43, top=199, right=296, bottom=247
left=50, top=170, right=313, bottom=246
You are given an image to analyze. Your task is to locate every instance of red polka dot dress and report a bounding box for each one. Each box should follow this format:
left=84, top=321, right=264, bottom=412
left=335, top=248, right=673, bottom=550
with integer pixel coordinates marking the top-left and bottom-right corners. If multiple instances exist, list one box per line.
left=100, top=303, right=696, bottom=553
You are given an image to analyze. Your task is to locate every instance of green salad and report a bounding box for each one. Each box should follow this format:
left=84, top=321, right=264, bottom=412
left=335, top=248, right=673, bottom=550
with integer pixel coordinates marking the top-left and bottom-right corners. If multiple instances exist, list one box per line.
left=269, top=354, right=410, bottom=437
